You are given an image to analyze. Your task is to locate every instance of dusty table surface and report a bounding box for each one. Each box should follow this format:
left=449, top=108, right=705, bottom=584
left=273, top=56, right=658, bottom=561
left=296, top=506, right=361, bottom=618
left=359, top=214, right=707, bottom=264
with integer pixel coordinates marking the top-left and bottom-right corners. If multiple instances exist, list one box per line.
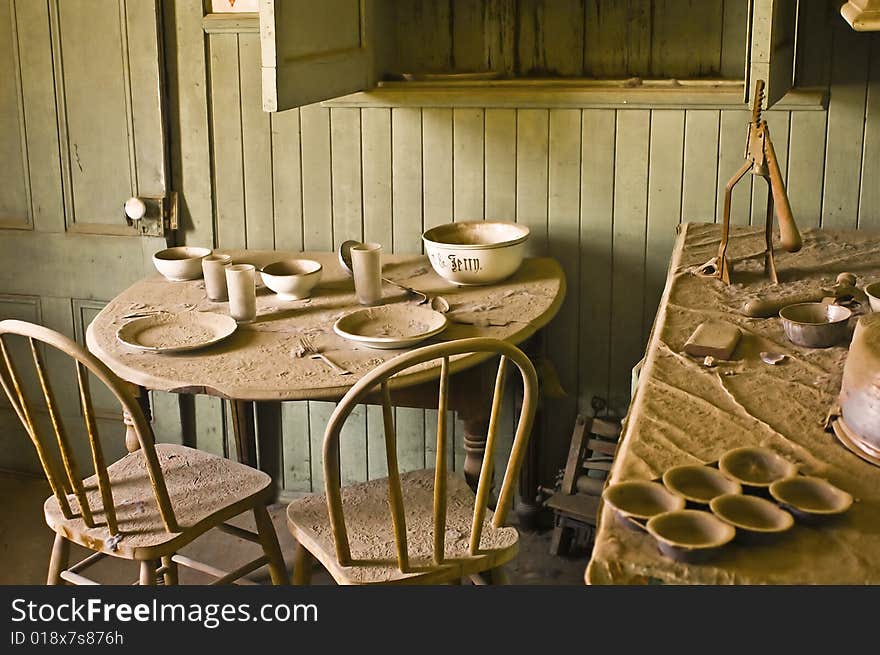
left=587, top=222, right=880, bottom=585
left=86, top=251, right=565, bottom=401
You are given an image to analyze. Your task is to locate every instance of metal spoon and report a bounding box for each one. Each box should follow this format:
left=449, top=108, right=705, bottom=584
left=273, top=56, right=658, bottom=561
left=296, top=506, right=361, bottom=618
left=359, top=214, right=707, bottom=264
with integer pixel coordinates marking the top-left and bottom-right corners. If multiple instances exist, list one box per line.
left=337, top=239, right=430, bottom=304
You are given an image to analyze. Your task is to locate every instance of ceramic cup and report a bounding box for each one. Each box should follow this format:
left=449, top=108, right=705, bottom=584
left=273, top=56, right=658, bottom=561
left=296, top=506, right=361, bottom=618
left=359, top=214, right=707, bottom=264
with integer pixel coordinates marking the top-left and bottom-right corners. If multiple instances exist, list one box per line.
left=225, top=264, right=257, bottom=323
left=350, top=242, right=383, bottom=306
left=202, top=254, right=233, bottom=301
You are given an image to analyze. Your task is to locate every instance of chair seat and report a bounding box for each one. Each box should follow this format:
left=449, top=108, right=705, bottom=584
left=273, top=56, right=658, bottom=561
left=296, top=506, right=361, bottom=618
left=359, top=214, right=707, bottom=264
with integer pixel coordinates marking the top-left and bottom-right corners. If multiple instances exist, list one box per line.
left=287, top=469, right=519, bottom=585
left=44, top=444, right=272, bottom=560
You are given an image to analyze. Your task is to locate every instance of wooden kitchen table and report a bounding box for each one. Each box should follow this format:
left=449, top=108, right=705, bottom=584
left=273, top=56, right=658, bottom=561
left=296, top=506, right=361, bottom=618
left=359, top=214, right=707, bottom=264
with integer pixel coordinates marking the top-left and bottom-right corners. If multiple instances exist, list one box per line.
left=587, top=222, right=880, bottom=584
left=86, top=249, right=564, bottom=517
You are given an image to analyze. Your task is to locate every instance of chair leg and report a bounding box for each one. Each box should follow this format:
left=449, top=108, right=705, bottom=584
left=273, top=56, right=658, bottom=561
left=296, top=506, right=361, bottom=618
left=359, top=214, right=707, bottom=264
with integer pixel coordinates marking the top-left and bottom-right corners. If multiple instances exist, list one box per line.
left=161, top=555, right=178, bottom=585
left=253, top=504, right=288, bottom=585
left=292, top=542, right=314, bottom=585
left=488, top=565, right=510, bottom=585
left=47, top=534, right=70, bottom=585
left=139, top=560, right=158, bottom=585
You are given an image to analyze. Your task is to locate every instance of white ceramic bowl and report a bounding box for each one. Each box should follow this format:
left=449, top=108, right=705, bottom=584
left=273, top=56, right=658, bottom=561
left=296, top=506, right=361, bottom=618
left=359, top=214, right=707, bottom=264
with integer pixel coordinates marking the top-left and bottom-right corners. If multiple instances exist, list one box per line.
left=260, top=259, right=322, bottom=300
left=864, top=281, right=880, bottom=312
left=152, top=246, right=212, bottom=281
left=422, top=221, right=529, bottom=285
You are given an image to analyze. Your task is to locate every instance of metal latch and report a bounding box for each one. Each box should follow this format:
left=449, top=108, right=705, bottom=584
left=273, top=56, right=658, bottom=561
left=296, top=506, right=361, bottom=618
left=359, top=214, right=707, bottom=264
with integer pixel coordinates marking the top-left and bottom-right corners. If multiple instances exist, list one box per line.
left=123, top=193, right=178, bottom=237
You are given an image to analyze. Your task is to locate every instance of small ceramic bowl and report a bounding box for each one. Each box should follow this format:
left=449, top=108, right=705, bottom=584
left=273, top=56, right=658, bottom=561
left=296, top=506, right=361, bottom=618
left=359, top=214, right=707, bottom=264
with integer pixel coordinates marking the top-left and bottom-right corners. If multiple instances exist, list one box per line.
left=718, top=446, right=797, bottom=489
left=709, top=493, right=794, bottom=543
left=260, top=259, right=323, bottom=300
left=662, top=464, right=742, bottom=505
left=865, top=281, right=880, bottom=312
left=769, top=476, right=853, bottom=521
left=152, top=246, right=212, bottom=281
left=603, top=480, right=686, bottom=529
left=646, top=509, right=736, bottom=563
left=779, top=302, right=852, bottom=348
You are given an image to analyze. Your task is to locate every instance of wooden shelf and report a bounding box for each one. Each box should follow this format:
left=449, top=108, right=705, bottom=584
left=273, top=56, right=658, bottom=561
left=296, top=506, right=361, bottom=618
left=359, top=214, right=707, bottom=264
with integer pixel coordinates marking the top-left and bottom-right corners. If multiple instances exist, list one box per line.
left=322, top=79, right=828, bottom=110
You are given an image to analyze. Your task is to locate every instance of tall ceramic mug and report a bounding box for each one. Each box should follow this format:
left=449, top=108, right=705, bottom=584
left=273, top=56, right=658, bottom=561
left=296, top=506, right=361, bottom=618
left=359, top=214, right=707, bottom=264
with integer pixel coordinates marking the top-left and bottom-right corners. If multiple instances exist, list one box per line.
left=202, top=254, right=233, bottom=301
left=350, top=243, right=383, bottom=306
left=225, top=264, right=257, bottom=323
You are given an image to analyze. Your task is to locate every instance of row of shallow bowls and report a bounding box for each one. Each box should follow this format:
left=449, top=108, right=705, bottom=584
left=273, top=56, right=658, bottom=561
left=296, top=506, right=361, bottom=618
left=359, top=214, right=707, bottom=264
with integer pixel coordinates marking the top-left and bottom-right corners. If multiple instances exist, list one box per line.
left=153, top=220, right=532, bottom=289
left=604, top=446, right=853, bottom=562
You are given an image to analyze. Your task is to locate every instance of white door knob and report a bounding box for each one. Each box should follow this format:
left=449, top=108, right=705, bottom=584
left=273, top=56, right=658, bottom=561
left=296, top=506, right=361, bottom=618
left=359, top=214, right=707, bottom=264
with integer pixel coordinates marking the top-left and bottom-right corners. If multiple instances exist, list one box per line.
left=124, top=197, right=147, bottom=221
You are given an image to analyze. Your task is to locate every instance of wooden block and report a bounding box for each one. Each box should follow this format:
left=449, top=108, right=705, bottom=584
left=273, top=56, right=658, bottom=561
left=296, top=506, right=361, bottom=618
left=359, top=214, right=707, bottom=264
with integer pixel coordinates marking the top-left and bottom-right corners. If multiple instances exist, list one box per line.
left=683, top=320, right=742, bottom=360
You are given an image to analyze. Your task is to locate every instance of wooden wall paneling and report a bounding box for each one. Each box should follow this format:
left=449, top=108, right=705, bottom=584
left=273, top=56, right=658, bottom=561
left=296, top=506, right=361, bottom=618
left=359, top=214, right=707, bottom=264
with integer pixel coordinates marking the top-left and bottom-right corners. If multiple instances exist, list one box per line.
left=0, top=0, right=29, bottom=228
left=786, top=111, right=827, bottom=228
left=610, top=109, right=650, bottom=411
left=583, top=0, right=651, bottom=78
left=453, top=108, right=485, bottom=220
left=421, top=108, right=453, bottom=229
left=307, top=400, right=333, bottom=489
left=281, top=400, right=311, bottom=490
left=392, top=0, right=451, bottom=73
left=300, top=103, right=334, bottom=250
left=515, top=109, right=549, bottom=255
left=330, top=105, right=367, bottom=485
left=208, top=33, right=246, bottom=248
left=579, top=110, right=615, bottom=409
left=239, top=33, right=275, bottom=249
left=195, top=395, right=226, bottom=457
left=483, top=0, right=517, bottom=77
left=164, top=0, right=214, bottom=246
left=721, top=0, right=749, bottom=78
left=644, top=109, right=684, bottom=341
left=361, top=108, right=393, bottom=245
left=14, top=0, right=63, bottom=233
left=859, top=36, right=880, bottom=230
left=716, top=109, right=753, bottom=226
left=150, top=391, right=184, bottom=446
left=795, top=0, right=833, bottom=87
left=544, top=108, right=581, bottom=480
left=390, top=106, right=425, bottom=472
left=517, top=0, right=585, bottom=76
left=366, top=402, right=387, bottom=480
left=52, top=0, right=133, bottom=228
left=651, top=0, right=723, bottom=78
left=681, top=110, right=720, bottom=223
left=452, top=0, right=485, bottom=71
left=821, top=20, right=870, bottom=230
left=484, top=109, right=517, bottom=219
left=750, top=110, right=790, bottom=226
left=270, top=108, right=304, bottom=250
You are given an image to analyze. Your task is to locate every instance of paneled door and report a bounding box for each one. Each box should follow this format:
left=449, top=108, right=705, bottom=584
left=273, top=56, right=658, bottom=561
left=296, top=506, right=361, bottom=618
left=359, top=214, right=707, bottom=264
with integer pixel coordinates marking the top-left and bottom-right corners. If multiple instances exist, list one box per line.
left=0, top=0, right=171, bottom=472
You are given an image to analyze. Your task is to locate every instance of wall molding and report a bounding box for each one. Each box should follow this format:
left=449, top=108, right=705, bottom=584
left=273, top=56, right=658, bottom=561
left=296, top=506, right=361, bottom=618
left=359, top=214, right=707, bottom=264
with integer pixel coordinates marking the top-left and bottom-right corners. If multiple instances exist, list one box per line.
left=323, top=80, right=829, bottom=111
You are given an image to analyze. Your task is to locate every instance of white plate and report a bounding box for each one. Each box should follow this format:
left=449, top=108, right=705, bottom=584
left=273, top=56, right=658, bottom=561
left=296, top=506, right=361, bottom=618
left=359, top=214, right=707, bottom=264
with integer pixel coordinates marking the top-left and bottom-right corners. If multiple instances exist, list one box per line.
left=116, top=312, right=237, bottom=353
left=333, top=304, right=448, bottom=350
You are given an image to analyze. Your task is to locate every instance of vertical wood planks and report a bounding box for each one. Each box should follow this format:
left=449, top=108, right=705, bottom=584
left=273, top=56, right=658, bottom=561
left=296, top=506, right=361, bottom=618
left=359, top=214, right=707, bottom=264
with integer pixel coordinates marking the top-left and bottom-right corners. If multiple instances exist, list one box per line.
left=721, top=0, right=749, bottom=79
left=644, top=110, right=684, bottom=341
left=583, top=0, right=651, bottom=77
left=821, top=20, right=870, bottom=230
left=652, top=0, right=723, bottom=78
left=239, top=34, right=274, bottom=249
left=422, top=108, right=453, bottom=229
left=484, top=109, right=517, bottom=219
left=516, top=109, right=549, bottom=255
left=517, top=0, right=585, bottom=76
left=860, top=37, right=880, bottom=230
left=300, top=103, right=333, bottom=250
left=452, top=0, right=485, bottom=71
left=453, top=108, right=485, bottom=220
left=681, top=111, right=720, bottom=223
left=610, top=110, right=650, bottom=412
left=391, top=108, right=423, bottom=252
left=271, top=108, right=303, bottom=250
left=787, top=111, right=827, bottom=229
left=361, top=108, right=393, bottom=245
left=716, top=110, right=752, bottom=226
left=208, top=34, right=245, bottom=249
left=579, top=110, right=616, bottom=409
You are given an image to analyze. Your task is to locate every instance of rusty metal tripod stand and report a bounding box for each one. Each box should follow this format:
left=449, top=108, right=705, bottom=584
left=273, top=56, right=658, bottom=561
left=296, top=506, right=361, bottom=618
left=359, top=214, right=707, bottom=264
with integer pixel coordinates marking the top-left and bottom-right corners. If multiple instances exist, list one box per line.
left=711, top=79, right=802, bottom=284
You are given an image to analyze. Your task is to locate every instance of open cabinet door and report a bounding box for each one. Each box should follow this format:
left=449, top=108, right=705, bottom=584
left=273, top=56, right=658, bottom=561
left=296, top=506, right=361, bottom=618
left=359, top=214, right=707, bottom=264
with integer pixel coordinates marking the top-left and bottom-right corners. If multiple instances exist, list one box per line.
left=745, top=0, right=798, bottom=109
left=259, top=0, right=375, bottom=112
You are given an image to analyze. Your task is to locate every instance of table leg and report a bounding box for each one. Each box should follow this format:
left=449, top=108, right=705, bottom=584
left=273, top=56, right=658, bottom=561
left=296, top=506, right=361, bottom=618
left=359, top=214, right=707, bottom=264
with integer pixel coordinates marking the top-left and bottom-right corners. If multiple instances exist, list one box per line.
left=255, top=401, right=282, bottom=501
left=123, top=385, right=152, bottom=453
left=230, top=400, right=257, bottom=468
left=462, top=414, right=491, bottom=494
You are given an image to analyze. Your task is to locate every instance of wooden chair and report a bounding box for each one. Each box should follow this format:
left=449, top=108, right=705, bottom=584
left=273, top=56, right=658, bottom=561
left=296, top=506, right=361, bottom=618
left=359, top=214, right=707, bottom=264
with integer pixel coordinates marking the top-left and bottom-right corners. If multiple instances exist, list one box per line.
left=0, top=319, right=287, bottom=585
left=287, top=337, right=538, bottom=585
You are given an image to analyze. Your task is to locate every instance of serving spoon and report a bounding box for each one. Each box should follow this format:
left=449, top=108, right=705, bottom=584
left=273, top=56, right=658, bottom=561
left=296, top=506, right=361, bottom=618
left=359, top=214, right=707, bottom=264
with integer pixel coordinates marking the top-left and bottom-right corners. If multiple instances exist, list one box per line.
left=337, top=240, right=431, bottom=305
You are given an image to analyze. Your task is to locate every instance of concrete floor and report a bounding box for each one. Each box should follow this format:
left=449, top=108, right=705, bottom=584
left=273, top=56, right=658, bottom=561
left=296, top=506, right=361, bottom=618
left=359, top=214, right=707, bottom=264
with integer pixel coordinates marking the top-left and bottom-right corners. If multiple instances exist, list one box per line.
left=0, top=471, right=588, bottom=585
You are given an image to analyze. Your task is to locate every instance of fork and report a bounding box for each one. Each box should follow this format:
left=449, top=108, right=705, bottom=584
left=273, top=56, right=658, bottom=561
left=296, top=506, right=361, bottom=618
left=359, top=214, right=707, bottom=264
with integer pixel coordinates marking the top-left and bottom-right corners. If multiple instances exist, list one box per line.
left=294, top=336, right=352, bottom=375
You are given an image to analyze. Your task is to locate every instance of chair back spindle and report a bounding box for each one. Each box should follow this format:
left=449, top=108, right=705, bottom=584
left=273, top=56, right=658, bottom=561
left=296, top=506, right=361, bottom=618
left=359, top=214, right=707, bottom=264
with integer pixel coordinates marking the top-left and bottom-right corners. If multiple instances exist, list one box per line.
left=0, top=320, right=179, bottom=538
left=321, top=338, right=538, bottom=572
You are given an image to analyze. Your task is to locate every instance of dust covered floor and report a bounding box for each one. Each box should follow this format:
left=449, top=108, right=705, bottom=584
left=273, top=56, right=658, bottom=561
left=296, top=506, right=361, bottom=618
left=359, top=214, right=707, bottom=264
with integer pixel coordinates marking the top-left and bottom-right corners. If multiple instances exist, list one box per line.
left=0, top=472, right=587, bottom=585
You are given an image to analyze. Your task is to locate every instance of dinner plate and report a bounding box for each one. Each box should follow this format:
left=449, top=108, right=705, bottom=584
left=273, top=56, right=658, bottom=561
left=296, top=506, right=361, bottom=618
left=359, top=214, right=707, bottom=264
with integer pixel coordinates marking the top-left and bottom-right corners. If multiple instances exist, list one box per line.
left=116, top=312, right=237, bottom=353
left=333, top=304, right=448, bottom=350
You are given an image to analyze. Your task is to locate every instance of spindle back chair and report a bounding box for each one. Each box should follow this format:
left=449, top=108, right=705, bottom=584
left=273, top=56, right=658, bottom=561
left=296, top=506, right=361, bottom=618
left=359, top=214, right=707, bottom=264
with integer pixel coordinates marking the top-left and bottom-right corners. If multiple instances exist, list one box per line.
left=0, top=319, right=287, bottom=585
left=287, top=337, right=538, bottom=585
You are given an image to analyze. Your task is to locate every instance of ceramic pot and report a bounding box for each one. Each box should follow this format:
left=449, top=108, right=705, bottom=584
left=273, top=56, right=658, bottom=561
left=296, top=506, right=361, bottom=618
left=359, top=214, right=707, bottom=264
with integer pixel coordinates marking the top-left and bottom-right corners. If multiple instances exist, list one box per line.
left=838, top=313, right=880, bottom=456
